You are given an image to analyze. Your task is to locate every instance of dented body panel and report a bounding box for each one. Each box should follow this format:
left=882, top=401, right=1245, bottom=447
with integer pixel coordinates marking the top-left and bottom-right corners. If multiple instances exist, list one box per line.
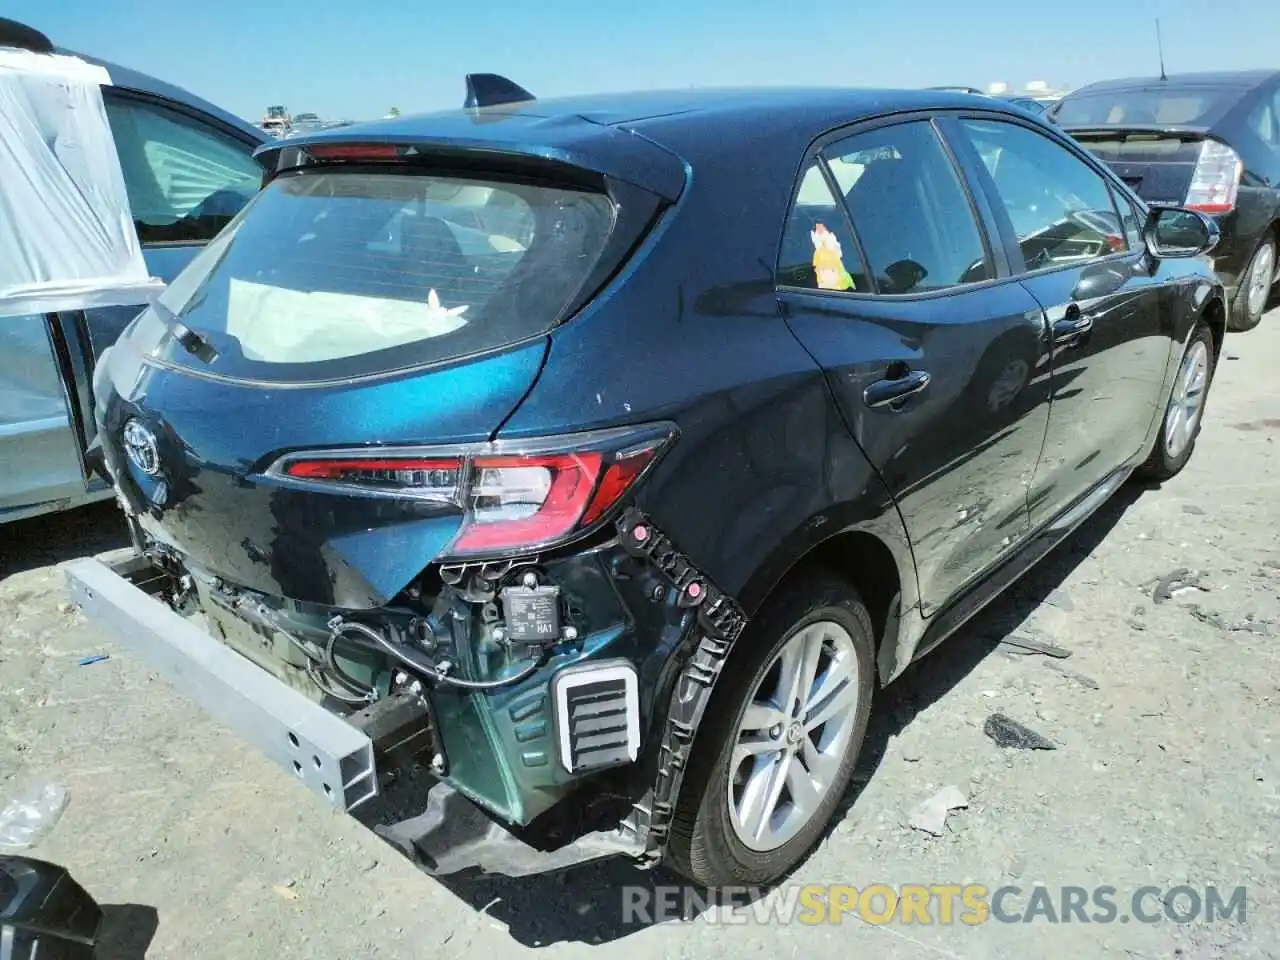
left=95, top=336, right=546, bottom=606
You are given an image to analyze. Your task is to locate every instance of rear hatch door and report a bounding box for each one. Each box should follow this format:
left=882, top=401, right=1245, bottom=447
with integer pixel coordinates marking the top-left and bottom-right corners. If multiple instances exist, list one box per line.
left=97, top=145, right=657, bottom=606
left=1064, top=127, right=1207, bottom=203
left=1052, top=81, right=1250, bottom=202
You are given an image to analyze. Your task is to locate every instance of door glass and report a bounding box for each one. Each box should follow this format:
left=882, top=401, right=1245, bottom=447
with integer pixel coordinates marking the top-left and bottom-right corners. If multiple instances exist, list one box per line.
left=1249, top=91, right=1280, bottom=148
left=777, top=162, right=867, bottom=291
left=104, top=97, right=263, bottom=245
left=959, top=119, right=1129, bottom=271
left=1109, top=184, right=1144, bottom=250
left=825, top=122, right=992, bottom=295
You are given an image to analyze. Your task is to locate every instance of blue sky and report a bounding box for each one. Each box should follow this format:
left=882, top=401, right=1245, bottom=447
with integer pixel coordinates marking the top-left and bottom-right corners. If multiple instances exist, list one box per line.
left=12, top=0, right=1280, bottom=123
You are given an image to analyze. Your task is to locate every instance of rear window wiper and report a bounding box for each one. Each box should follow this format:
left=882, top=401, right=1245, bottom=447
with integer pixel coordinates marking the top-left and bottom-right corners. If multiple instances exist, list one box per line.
left=152, top=300, right=219, bottom=365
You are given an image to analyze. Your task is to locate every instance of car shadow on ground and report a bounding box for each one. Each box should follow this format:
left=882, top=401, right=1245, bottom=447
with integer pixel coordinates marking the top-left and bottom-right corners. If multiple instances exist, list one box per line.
left=408, top=481, right=1147, bottom=947
left=0, top=501, right=129, bottom=582
left=95, top=903, right=160, bottom=960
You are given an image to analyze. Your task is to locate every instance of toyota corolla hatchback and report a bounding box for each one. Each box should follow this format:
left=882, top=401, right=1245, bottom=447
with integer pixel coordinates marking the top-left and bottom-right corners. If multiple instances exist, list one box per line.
left=69, top=76, right=1226, bottom=888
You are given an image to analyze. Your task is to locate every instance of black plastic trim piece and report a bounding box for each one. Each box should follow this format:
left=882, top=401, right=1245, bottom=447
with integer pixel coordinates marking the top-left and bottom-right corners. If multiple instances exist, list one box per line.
left=464, top=73, right=536, bottom=110
left=612, top=508, right=748, bottom=862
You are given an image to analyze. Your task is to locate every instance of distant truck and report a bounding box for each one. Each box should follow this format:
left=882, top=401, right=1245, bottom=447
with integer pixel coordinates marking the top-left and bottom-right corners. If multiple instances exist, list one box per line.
left=259, top=105, right=292, bottom=138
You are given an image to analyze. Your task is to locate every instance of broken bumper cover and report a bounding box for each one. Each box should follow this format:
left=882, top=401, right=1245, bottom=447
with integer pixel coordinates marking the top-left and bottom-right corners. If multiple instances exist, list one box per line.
left=63, top=554, right=379, bottom=813
left=60, top=507, right=751, bottom=877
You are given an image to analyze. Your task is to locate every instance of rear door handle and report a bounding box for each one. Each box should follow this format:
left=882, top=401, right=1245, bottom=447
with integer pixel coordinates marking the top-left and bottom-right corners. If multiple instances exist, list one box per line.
left=863, top=369, right=932, bottom=409
left=1052, top=305, right=1093, bottom=344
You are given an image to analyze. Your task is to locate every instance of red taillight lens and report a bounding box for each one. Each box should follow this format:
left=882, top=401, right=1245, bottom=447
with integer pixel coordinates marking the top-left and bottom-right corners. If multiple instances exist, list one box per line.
left=309, top=143, right=402, bottom=161
left=266, top=425, right=675, bottom=559
left=1184, top=139, right=1242, bottom=214
left=580, top=447, right=657, bottom=526
left=284, top=457, right=461, bottom=488
left=452, top=453, right=603, bottom=554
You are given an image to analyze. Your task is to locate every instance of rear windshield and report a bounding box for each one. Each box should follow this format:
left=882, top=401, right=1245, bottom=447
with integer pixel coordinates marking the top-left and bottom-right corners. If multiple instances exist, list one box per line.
left=1053, top=86, right=1246, bottom=128
left=137, top=169, right=616, bottom=381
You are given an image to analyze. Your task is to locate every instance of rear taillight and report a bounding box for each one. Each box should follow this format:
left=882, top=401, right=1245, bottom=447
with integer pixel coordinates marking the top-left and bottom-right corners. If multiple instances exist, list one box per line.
left=264, top=424, right=677, bottom=559
left=1184, top=139, right=1242, bottom=214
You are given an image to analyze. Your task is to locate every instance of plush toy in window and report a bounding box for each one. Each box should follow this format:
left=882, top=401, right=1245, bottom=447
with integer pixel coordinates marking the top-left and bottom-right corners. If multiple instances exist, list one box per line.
left=811, top=223, right=855, bottom=291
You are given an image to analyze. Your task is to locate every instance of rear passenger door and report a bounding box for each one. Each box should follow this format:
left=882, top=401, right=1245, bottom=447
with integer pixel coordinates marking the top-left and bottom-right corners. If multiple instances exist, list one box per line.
left=777, top=117, right=1053, bottom=617
left=945, top=115, right=1172, bottom=526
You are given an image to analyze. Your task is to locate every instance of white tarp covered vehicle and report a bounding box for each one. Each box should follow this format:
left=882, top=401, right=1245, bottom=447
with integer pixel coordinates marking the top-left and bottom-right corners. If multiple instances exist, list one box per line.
left=0, top=18, right=265, bottom=525
left=0, top=47, right=162, bottom=319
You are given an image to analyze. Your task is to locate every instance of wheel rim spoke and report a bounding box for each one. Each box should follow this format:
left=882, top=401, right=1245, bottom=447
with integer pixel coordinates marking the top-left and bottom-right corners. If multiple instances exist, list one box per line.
left=801, top=735, right=842, bottom=791
left=784, top=751, right=823, bottom=819
left=737, top=752, right=788, bottom=842
left=772, top=632, right=806, bottom=714
left=1249, top=248, right=1274, bottom=315
left=741, top=701, right=787, bottom=734
left=1165, top=403, right=1184, bottom=454
left=804, top=661, right=860, bottom=733
left=783, top=625, right=825, bottom=716
left=733, top=734, right=782, bottom=768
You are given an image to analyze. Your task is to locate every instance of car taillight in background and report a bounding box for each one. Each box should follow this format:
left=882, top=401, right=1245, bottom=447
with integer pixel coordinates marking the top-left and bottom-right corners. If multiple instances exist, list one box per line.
left=263, top=423, right=677, bottom=559
left=1184, top=139, right=1243, bottom=214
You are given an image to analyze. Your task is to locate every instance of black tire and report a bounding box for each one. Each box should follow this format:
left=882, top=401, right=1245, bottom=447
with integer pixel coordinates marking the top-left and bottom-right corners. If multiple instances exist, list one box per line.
left=1137, top=320, right=1216, bottom=482
left=665, top=575, right=875, bottom=888
left=1228, top=236, right=1275, bottom=332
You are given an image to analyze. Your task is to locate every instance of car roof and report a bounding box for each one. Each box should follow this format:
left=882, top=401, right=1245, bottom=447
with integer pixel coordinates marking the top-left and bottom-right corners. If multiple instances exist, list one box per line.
left=269, top=86, right=1020, bottom=200
left=53, top=47, right=264, bottom=142
left=1068, top=70, right=1280, bottom=94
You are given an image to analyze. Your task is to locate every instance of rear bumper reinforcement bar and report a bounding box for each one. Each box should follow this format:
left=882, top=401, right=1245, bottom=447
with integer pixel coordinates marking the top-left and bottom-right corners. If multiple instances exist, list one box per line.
left=63, top=555, right=378, bottom=813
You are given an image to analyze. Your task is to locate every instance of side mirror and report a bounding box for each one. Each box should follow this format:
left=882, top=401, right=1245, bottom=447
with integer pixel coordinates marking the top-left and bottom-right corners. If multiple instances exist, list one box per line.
left=1143, top=206, right=1220, bottom=259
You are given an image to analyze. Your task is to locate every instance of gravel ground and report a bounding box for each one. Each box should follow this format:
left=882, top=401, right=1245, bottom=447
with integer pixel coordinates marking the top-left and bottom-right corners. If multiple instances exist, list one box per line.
left=2, top=310, right=1278, bottom=959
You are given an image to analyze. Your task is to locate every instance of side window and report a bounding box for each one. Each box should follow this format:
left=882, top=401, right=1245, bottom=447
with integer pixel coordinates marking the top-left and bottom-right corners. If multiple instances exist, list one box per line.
left=1248, top=90, right=1280, bottom=148
left=777, top=162, right=867, bottom=292
left=826, top=122, right=992, bottom=295
left=1109, top=184, right=1144, bottom=250
left=104, top=97, right=263, bottom=245
left=959, top=119, right=1130, bottom=271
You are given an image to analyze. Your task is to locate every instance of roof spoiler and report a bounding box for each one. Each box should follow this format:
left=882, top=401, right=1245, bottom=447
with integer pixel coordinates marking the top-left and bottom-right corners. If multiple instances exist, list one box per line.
left=464, top=73, right=535, bottom=110
left=0, top=17, right=54, bottom=53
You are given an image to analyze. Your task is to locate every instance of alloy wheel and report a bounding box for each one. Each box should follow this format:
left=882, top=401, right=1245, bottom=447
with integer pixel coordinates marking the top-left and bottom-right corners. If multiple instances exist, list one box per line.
left=1247, top=243, right=1275, bottom=320
left=727, top=619, right=862, bottom=852
left=1163, top=339, right=1210, bottom=460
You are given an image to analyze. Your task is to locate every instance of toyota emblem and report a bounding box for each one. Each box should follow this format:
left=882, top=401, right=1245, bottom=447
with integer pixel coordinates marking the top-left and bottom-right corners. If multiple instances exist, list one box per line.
left=122, top=419, right=161, bottom=477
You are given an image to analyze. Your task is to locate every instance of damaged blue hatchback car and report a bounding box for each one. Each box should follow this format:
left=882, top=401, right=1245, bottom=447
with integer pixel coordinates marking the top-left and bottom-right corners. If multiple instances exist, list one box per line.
left=68, top=74, right=1226, bottom=887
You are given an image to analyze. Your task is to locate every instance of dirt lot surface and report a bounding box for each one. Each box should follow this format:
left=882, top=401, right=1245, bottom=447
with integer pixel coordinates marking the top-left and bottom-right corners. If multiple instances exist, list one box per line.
left=3, top=311, right=1278, bottom=959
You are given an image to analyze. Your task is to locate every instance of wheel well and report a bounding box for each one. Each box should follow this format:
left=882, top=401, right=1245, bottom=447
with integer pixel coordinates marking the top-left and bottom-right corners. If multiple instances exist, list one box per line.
left=757, top=530, right=901, bottom=661
left=1203, top=294, right=1226, bottom=360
